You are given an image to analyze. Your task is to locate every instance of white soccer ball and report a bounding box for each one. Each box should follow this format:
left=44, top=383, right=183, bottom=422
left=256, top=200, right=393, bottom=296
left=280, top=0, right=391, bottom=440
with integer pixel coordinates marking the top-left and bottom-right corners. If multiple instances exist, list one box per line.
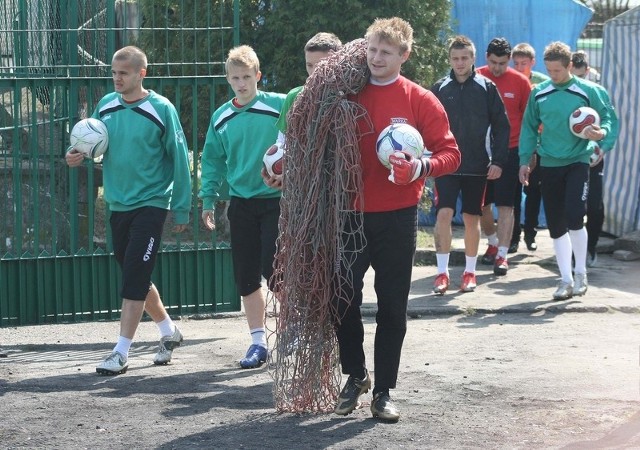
left=376, top=123, right=425, bottom=169
left=70, top=118, right=109, bottom=158
left=263, top=143, right=284, bottom=177
left=569, top=106, right=600, bottom=139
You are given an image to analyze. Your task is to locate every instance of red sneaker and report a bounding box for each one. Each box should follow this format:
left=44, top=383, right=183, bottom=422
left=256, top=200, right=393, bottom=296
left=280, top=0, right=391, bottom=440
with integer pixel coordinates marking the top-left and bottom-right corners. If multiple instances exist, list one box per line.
left=460, top=272, right=477, bottom=292
left=481, top=245, right=498, bottom=265
left=433, top=273, right=450, bottom=295
left=494, top=256, right=508, bottom=276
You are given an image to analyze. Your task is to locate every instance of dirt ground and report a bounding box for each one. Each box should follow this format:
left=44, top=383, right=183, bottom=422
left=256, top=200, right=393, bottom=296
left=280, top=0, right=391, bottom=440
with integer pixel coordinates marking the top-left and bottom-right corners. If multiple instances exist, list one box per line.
left=2, top=309, right=640, bottom=449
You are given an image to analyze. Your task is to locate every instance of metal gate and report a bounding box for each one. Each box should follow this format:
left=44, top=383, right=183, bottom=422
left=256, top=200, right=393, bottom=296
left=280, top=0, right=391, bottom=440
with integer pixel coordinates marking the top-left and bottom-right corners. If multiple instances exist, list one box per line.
left=0, top=0, right=241, bottom=325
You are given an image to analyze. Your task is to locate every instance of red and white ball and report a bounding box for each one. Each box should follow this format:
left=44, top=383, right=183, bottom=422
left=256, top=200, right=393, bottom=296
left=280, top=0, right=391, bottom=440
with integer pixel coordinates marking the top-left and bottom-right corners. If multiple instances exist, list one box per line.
left=569, top=106, right=600, bottom=139
left=376, top=123, right=424, bottom=169
left=70, top=118, right=109, bottom=158
left=263, top=143, right=284, bottom=177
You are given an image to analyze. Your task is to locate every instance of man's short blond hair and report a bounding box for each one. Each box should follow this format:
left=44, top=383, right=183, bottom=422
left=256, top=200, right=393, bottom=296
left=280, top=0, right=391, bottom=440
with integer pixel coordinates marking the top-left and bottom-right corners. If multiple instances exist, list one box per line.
left=365, top=17, right=413, bottom=54
left=113, top=46, right=148, bottom=70
left=225, top=45, right=260, bottom=74
left=543, top=41, right=572, bottom=68
left=512, top=43, right=535, bottom=60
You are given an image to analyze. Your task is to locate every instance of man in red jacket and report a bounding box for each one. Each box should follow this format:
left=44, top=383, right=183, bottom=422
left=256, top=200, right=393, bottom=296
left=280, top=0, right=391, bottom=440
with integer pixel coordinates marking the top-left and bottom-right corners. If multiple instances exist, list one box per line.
left=331, top=17, right=460, bottom=423
left=477, top=38, right=531, bottom=275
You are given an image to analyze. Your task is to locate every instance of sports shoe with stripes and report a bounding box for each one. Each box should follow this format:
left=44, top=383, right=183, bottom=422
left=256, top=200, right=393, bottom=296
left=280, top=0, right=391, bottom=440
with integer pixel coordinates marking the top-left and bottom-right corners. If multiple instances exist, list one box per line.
left=96, top=351, right=128, bottom=375
left=553, top=281, right=573, bottom=300
left=240, top=344, right=268, bottom=369
left=334, top=369, right=371, bottom=416
left=494, top=256, right=508, bottom=276
left=460, top=272, right=477, bottom=292
left=433, top=273, right=450, bottom=295
left=370, top=391, right=400, bottom=422
left=153, top=327, right=183, bottom=365
left=481, top=245, right=498, bottom=265
left=574, top=273, right=588, bottom=296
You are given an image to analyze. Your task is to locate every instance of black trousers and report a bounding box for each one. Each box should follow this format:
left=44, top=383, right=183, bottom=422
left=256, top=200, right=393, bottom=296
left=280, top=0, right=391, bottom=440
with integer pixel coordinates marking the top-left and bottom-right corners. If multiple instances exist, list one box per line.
left=333, top=206, right=417, bottom=390
left=512, top=158, right=543, bottom=244
left=540, top=163, right=589, bottom=239
left=523, top=163, right=543, bottom=238
left=586, top=160, right=604, bottom=252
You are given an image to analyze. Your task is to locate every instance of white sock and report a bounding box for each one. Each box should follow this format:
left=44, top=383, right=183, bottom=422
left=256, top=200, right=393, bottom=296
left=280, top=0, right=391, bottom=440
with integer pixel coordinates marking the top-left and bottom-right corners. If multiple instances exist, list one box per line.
left=553, top=233, right=573, bottom=283
left=569, top=228, right=588, bottom=275
left=157, top=317, right=176, bottom=338
left=436, top=253, right=450, bottom=275
left=487, top=233, right=498, bottom=246
left=250, top=328, right=267, bottom=348
left=113, top=336, right=132, bottom=358
left=497, top=246, right=508, bottom=258
left=465, top=255, right=477, bottom=273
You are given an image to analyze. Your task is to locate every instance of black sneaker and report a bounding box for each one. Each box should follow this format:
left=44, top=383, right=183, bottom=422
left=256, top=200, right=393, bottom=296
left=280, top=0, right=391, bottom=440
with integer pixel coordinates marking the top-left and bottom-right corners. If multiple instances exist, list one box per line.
left=524, top=234, right=537, bottom=251
left=587, top=249, right=597, bottom=268
left=370, top=392, right=400, bottom=422
left=334, top=370, right=371, bottom=415
left=508, top=242, right=519, bottom=254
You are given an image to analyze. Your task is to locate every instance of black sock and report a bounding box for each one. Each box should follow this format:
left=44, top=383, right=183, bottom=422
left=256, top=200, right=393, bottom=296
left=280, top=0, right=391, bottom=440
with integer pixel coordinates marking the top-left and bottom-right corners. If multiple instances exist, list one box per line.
left=373, top=387, right=389, bottom=397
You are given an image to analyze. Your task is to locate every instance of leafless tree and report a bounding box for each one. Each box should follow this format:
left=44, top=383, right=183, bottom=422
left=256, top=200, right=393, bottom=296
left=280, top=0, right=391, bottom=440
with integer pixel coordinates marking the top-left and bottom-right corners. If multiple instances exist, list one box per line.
left=581, top=0, right=632, bottom=23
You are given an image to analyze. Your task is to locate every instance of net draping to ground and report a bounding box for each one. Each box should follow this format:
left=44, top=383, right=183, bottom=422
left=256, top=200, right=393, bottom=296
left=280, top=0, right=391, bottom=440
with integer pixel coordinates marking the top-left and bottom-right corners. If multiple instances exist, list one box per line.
left=267, top=39, right=372, bottom=413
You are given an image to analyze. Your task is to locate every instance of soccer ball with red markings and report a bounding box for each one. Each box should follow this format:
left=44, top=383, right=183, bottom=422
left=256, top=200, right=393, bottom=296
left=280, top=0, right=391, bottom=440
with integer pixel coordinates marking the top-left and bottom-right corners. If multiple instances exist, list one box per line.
left=70, top=118, right=109, bottom=158
left=263, top=143, right=284, bottom=177
left=569, top=106, right=600, bottom=139
left=376, top=123, right=425, bottom=169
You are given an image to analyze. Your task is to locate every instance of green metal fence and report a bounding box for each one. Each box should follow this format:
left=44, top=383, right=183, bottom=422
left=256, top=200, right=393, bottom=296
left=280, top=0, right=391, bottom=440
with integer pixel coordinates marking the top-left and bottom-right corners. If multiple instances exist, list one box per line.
left=1, top=0, right=242, bottom=325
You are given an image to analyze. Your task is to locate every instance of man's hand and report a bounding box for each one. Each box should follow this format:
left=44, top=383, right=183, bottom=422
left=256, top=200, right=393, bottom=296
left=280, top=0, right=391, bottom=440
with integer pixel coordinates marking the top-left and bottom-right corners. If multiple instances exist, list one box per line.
left=519, top=164, right=531, bottom=186
left=584, top=124, right=605, bottom=141
left=261, top=167, right=283, bottom=190
left=202, top=210, right=215, bottom=231
left=486, top=164, right=502, bottom=180
left=388, top=151, right=428, bottom=185
left=65, top=148, right=85, bottom=167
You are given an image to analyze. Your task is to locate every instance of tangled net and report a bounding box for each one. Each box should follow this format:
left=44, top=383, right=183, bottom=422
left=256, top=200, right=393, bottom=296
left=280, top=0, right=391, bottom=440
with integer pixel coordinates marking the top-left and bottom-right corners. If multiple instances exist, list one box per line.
left=267, top=39, right=372, bottom=413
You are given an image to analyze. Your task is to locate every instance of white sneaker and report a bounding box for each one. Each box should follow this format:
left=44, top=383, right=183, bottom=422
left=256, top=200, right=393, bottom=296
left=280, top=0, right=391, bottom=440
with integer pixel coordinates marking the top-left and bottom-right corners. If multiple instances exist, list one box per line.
left=153, top=327, right=183, bottom=365
left=552, top=281, right=573, bottom=301
left=574, top=273, right=588, bottom=296
left=96, top=351, right=128, bottom=375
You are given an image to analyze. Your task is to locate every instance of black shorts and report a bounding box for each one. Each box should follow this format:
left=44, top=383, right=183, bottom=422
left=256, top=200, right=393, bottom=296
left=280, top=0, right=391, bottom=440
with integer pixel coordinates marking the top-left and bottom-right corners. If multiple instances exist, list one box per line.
left=434, top=175, right=487, bottom=216
left=484, top=148, right=520, bottom=207
left=228, top=196, right=281, bottom=296
left=110, top=206, right=168, bottom=301
left=540, top=163, right=589, bottom=238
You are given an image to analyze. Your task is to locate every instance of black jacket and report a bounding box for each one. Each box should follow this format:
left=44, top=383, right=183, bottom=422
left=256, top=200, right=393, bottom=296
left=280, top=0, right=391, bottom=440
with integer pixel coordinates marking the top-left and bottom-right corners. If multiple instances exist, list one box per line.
left=431, top=68, right=510, bottom=175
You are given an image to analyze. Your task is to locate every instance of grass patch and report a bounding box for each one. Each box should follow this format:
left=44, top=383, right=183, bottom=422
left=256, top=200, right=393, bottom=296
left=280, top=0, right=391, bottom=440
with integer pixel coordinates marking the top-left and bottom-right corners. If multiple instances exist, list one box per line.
left=417, top=226, right=434, bottom=249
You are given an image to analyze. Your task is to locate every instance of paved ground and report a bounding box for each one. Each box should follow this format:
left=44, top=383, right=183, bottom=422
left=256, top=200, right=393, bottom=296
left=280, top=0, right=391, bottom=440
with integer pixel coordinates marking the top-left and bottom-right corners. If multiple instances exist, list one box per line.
left=369, top=227, right=640, bottom=317
left=1, top=227, right=640, bottom=449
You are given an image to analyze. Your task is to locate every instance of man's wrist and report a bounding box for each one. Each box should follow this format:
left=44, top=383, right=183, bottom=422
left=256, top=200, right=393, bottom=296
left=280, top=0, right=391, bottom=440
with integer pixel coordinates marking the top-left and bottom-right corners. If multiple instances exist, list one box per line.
left=420, top=157, right=430, bottom=178
left=599, top=129, right=607, bottom=141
